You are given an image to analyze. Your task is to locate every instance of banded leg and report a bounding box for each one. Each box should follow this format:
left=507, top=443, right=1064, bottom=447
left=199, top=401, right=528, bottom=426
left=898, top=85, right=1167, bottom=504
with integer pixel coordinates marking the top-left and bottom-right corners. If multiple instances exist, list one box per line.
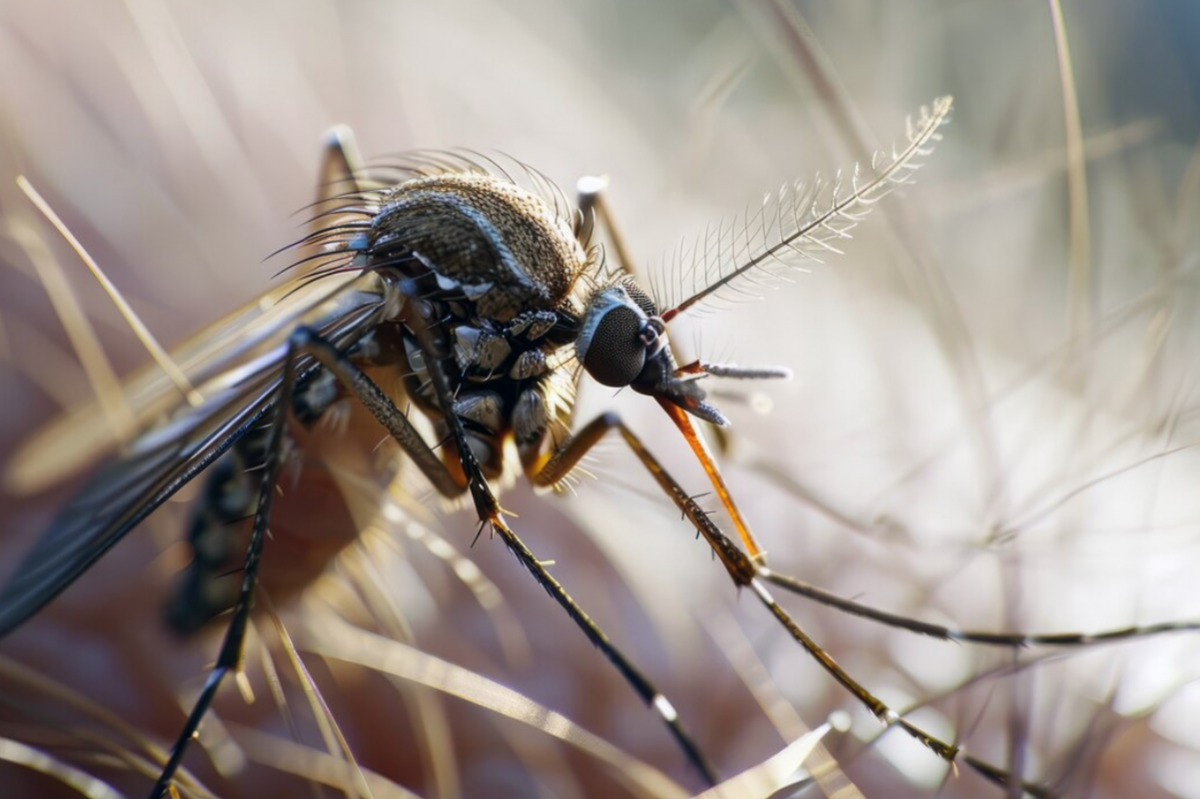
left=148, top=339, right=300, bottom=798
left=401, top=302, right=722, bottom=786
left=576, top=177, right=637, bottom=282
left=317, top=125, right=364, bottom=198
left=153, top=319, right=721, bottom=790
left=758, top=568, right=1200, bottom=647
left=148, top=326, right=471, bottom=798
left=576, top=178, right=745, bottom=513
left=749, top=451, right=1200, bottom=649
left=152, top=131, right=443, bottom=796
left=530, top=411, right=1055, bottom=798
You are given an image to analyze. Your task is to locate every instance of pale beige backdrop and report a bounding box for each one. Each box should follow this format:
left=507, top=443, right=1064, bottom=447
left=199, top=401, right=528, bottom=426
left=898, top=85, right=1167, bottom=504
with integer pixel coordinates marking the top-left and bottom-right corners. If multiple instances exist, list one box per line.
left=1, top=2, right=1198, bottom=798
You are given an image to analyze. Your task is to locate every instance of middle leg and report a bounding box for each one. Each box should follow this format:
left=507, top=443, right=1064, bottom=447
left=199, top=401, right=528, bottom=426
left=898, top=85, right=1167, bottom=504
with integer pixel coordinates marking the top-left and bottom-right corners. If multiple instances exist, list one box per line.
left=399, top=301, right=723, bottom=786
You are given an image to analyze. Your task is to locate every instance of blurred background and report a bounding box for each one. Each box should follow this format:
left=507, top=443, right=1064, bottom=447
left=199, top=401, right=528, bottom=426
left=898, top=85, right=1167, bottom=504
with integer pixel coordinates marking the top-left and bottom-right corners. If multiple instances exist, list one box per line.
left=1, top=1, right=1199, bottom=797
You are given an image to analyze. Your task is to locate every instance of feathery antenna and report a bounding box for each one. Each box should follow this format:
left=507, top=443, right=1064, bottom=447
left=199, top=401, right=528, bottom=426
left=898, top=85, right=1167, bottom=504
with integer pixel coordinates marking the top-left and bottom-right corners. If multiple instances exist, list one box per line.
left=662, top=96, right=954, bottom=322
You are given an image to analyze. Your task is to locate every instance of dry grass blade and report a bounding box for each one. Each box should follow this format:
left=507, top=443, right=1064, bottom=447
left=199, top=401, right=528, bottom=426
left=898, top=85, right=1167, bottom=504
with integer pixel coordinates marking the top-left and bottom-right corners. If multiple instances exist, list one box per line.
left=1046, top=0, right=1093, bottom=340
left=305, top=618, right=689, bottom=799
left=2, top=219, right=134, bottom=451
left=0, top=736, right=125, bottom=799
left=702, top=612, right=863, bottom=799
left=0, top=655, right=215, bottom=796
left=16, top=176, right=203, bottom=408
left=0, top=655, right=161, bottom=767
left=260, top=600, right=374, bottom=799
left=226, top=724, right=424, bottom=799
left=692, top=718, right=839, bottom=799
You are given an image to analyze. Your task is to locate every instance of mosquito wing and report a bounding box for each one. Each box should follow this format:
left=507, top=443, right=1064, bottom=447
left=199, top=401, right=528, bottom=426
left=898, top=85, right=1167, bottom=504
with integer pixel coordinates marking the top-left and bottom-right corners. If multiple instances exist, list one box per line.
left=4, top=271, right=375, bottom=496
left=0, top=271, right=389, bottom=635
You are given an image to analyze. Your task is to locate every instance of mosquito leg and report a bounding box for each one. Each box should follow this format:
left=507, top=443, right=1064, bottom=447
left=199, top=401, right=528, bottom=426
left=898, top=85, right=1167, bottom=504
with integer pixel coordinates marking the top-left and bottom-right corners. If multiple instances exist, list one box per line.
left=148, top=339, right=305, bottom=799
left=398, top=303, right=721, bottom=786
left=576, top=176, right=637, bottom=279
left=758, top=556, right=1200, bottom=648
left=576, top=178, right=736, bottom=457
left=149, top=326, right=473, bottom=797
left=490, top=513, right=723, bottom=784
left=263, top=318, right=720, bottom=783
left=308, top=126, right=367, bottom=237
left=317, top=125, right=364, bottom=198
left=531, top=412, right=1054, bottom=798
left=750, top=454, right=1200, bottom=647
left=291, top=329, right=467, bottom=499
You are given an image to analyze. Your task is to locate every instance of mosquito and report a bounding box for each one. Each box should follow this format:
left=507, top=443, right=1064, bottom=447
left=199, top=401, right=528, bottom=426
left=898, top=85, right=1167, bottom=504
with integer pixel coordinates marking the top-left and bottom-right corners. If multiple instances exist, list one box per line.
left=4, top=95, right=1193, bottom=798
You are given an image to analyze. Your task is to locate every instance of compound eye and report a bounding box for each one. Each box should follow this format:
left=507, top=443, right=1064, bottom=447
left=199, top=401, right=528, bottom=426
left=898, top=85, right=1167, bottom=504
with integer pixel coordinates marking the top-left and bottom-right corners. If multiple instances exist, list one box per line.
left=619, top=276, right=659, bottom=317
left=580, top=304, right=646, bottom=387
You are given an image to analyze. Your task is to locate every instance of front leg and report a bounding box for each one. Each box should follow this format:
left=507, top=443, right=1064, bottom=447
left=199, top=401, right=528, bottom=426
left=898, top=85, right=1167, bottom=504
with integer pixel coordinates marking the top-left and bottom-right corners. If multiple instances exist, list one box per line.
left=529, top=411, right=1053, bottom=797
left=149, top=324, right=468, bottom=798
left=531, top=412, right=755, bottom=585
left=401, top=300, right=721, bottom=787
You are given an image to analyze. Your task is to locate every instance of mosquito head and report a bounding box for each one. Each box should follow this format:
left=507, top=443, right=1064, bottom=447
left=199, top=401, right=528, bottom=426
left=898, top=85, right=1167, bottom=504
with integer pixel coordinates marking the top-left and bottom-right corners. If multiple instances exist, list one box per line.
left=576, top=277, right=729, bottom=427
left=578, top=274, right=789, bottom=566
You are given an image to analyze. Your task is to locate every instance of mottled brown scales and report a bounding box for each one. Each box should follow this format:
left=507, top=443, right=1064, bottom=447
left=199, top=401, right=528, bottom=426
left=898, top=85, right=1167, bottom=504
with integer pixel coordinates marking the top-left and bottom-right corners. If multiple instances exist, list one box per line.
left=372, top=174, right=587, bottom=321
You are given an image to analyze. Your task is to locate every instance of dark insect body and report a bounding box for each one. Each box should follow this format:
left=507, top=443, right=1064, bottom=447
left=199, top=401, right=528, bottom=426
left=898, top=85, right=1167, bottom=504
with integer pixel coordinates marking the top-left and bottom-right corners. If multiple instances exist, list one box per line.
left=1, top=125, right=780, bottom=795
left=168, top=172, right=596, bottom=632
left=9, top=97, right=1189, bottom=799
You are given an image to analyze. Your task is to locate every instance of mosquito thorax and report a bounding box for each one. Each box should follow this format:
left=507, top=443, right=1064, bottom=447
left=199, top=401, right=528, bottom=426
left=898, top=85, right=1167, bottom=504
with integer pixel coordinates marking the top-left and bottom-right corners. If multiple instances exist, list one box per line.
left=369, top=174, right=587, bottom=322
left=352, top=173, right=593, bottom=477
